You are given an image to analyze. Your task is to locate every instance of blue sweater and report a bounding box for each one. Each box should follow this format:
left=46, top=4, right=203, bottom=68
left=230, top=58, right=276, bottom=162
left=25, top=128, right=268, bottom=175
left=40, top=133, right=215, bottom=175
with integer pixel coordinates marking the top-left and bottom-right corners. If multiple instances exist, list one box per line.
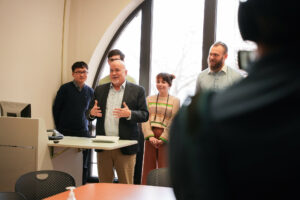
left=53, top=81, right=94, bottom=136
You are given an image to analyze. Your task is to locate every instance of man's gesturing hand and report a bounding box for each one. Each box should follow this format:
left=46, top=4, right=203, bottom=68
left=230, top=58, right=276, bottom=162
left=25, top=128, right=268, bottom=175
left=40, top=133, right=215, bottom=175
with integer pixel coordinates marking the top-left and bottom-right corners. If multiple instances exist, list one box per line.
left=90, top=100, right=102, bottom=117
left=113, top=102, right=131, bottom=118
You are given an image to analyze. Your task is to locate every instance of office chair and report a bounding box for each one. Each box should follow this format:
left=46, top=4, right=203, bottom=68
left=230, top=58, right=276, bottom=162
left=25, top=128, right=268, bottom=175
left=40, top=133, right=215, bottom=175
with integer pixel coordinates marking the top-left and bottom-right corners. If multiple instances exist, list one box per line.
left=146, top=168, right=171, bottom=187
left=15, top=170, right=75, bottom=200
left=0, top=192, right=27, bottom=200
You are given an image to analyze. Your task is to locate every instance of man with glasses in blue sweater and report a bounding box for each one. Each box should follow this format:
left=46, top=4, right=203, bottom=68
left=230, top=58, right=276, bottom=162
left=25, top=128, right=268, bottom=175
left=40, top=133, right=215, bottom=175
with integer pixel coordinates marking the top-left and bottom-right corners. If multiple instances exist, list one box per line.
left=52, top=61, right=94, bottom=185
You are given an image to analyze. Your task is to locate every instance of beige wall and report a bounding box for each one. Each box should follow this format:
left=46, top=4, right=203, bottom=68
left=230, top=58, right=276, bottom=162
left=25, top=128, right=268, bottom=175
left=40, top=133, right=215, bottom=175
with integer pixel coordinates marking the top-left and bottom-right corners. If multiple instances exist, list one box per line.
left=0, top=0, right=64, bottom=129
left=0, top=0, right=134, bottom=129
left=64, top=0, right=132, bottom=83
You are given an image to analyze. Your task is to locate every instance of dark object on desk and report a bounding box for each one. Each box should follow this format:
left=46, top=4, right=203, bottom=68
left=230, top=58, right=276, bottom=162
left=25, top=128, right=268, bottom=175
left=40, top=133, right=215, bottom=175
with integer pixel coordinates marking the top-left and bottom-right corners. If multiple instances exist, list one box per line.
left=15, top=170, right=75, bottom=200
left=0, top=101, right=31, bottom=118
left=48, top=135, right=63, bottom=140
left=47, top=129, right=64, bottom=140
left=0, top=192, right=26, bottom=200
left=146, top=168, right=171, bottom=187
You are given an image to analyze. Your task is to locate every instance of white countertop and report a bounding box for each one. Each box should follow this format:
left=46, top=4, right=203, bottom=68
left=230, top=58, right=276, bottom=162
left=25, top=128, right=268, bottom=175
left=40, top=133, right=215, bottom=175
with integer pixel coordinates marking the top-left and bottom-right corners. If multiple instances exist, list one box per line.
left=47, top=136, right=138, bottom=150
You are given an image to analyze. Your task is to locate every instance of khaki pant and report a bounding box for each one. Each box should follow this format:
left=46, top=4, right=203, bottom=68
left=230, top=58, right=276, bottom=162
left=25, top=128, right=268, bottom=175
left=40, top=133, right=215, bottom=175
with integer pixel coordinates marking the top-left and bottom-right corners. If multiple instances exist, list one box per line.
left=97, top=149, right=136, bottom=184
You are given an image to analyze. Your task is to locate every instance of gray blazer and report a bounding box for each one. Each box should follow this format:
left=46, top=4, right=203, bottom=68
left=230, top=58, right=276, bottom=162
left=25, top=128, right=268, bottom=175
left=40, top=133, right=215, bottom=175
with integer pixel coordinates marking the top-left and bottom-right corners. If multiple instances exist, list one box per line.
left=88, top=81, right=149, bottom=155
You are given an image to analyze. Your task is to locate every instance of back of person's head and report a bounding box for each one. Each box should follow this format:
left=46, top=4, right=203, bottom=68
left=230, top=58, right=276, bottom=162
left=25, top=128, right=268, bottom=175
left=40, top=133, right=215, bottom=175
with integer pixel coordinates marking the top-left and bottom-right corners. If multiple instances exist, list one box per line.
left=107, top=49, right=125, bottom=61
left=71, top=61, right=88, bottom=72
left=156, top=73, right=176, bottom=87
left=238, top=0, right=300, bottom=47
left=212, top=41, right=228, bottom=55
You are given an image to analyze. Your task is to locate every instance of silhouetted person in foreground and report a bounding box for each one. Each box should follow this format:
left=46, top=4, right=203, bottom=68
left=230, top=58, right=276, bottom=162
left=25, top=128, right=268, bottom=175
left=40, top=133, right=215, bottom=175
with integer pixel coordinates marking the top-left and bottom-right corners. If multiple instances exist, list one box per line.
left=169, top=0, right=300, bottom=199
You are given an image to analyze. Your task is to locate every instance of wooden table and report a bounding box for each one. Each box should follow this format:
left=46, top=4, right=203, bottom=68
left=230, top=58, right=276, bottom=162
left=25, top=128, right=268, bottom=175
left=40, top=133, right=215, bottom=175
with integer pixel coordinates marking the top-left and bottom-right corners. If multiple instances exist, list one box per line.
left=43, top=183, right=176, bottom=200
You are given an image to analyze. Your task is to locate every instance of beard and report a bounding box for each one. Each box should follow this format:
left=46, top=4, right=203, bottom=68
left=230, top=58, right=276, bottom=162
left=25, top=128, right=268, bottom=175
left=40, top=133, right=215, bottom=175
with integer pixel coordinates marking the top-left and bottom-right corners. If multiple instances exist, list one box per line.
left=208, top=58, right=223, bottom=72
left=111, top=79, right=120, bottom=88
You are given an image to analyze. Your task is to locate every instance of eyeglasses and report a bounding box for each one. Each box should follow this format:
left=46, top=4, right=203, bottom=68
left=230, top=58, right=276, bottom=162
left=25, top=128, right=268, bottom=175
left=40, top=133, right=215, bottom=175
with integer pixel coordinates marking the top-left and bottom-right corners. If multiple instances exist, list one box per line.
left=74, top=71, right=88, bottom=75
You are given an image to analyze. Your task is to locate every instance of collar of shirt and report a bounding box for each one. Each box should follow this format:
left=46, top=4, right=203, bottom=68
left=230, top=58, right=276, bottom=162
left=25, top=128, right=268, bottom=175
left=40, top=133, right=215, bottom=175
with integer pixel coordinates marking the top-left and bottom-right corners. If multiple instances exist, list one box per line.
left=208, top=65, right=227, bottom=75
left=73, top=80, right=84, bottom=92
left=110, top=80, right=127, bottom=90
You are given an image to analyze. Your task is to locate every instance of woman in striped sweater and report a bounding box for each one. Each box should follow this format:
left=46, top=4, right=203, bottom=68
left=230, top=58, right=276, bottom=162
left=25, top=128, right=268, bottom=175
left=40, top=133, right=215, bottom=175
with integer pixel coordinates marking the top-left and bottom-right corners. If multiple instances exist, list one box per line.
left=141, top=72, right=180, bottom=184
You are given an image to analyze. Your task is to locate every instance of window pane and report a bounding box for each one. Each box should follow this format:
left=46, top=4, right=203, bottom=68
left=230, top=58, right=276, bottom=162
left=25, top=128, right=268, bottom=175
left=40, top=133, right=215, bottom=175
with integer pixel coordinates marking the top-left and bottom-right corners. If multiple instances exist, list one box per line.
left=216, top=0, right=256, bottom=72
left=151, top=0, right=205, bottom=102
left=99, top=11, right=142, bottom=84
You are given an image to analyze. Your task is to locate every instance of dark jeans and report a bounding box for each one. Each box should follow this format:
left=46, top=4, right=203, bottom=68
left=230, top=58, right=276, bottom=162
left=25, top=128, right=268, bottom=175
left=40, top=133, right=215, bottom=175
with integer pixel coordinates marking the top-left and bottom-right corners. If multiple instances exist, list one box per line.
left=134, top=125, right=144, bottom=184
left=82, top=149, right=91, bottom=185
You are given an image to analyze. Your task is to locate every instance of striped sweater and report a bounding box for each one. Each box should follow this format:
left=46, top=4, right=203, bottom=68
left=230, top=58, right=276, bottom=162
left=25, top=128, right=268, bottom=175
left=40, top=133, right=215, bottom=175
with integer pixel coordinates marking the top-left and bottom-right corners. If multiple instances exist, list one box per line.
left=142, top=94, right=180, bottom=142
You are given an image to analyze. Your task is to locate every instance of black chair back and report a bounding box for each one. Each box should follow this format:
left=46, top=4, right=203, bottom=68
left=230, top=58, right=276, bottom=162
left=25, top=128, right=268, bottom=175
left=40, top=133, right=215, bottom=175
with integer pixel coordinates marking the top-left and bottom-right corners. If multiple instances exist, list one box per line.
left=146, top=168, right=171, bottom=187
left=15, top=170, right=75, bottom=200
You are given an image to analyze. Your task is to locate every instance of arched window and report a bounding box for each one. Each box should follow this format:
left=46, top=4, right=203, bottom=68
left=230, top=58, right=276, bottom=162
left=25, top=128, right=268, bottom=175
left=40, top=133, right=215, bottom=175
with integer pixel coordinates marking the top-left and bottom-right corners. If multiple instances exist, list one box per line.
left=88, top=0, right=256, bottom=180
left=91, top=0, right=206, bottom=103
left=89, top=0, right=207, bottom=180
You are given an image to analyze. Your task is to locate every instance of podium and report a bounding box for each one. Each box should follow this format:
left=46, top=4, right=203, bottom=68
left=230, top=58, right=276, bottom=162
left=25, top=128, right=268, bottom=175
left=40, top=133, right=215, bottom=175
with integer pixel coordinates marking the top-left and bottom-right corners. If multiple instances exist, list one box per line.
left=0, top=117, right=53, bottom=191
left=0, top=117, right=85, bottom=191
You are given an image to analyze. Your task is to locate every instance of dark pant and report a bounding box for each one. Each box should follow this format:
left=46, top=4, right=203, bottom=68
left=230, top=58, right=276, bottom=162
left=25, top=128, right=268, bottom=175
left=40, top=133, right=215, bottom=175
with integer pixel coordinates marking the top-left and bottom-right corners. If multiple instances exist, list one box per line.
left=134, top=127, right=144, bottom=184
left=82, top=149, right=91, bottom=185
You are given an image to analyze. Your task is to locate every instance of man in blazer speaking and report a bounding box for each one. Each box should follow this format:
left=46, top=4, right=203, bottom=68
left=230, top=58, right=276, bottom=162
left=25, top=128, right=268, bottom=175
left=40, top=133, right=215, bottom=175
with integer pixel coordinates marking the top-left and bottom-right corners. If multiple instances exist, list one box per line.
left=87, top=60, right=149, bottom=184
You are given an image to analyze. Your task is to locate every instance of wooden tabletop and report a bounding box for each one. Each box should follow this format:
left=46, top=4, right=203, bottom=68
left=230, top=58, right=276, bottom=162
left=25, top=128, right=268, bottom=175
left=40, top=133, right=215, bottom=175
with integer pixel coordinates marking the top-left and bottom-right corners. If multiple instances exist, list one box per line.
left=43, top=183, right=176, bottom=200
